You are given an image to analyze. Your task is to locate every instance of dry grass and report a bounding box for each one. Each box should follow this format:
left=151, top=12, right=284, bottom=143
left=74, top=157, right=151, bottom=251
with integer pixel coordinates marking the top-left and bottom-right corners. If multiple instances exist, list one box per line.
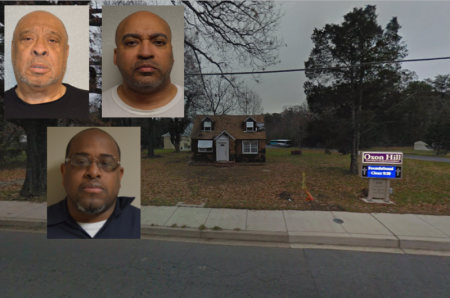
left=1, top=148, right=448, bottom=214
left=0, top=168, right=26, bottom=181
left=0, top=166, right=45, bottom=202
left=141, top=148, right=450, bottom=215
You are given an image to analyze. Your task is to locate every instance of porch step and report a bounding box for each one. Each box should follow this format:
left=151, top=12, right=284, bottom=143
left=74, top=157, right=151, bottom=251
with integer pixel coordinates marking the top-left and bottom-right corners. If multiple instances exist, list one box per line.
left=214, top=161, right=236, bottom=167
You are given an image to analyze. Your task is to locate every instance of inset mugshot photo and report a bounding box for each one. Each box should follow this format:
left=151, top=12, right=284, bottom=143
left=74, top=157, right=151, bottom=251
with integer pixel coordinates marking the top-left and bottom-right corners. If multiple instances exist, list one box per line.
left=4, top=6, right=89, bottom=119
left=102, top=6, right=184, bottom=118
left=47, top=127, right=141, bottom=239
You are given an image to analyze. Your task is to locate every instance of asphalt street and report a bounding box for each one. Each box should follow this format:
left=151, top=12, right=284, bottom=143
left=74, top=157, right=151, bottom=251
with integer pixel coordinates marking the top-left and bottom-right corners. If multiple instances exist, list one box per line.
left=266, top=148, right=450, bottom=163
left=404, top=154, right=450, bottom=163
left=1, top=231, right=450, bottom=298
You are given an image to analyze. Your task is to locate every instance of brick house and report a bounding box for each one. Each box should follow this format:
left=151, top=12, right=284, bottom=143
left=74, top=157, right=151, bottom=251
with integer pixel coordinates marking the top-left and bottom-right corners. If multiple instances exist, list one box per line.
left=191, top=115, right=266, bottom=162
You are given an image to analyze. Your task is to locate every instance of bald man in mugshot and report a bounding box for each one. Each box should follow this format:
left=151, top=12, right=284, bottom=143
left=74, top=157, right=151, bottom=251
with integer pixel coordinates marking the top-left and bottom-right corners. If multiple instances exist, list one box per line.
left=102, top=10, right=184, bottom=118
left=5, top=10, right=89, bottom=119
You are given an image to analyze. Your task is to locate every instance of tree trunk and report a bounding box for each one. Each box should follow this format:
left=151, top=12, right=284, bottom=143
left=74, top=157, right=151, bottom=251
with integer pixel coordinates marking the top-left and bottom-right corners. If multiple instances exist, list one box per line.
left=174, top=139, right=180, bottom=153
left=146, top=118, right=155, bottom=158
left=349, top=71, right=358, bottom=174
left=298, top=123, right=302, bottom=149
left=350, top=106, right=358, bottom=174
left=8, top=119, right=57, bottom=197
left=170, top=130, right=181, bottom=153
left=355, top=71, right=364, bottom=173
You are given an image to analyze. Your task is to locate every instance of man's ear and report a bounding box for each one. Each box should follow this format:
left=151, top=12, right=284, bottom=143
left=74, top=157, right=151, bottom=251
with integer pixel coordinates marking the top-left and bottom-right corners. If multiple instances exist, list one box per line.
left=118, top=167, right=124, bottom=189
left=119, top=167, right=124, bottom=180
left=114, top=48, right=117, bottom=65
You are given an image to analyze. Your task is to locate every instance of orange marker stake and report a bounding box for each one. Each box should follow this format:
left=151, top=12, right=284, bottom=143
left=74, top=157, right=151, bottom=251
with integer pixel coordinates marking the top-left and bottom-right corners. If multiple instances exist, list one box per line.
left=305, top=189, right=315, bottom=202
left=302, top=172, right=315, bottom=201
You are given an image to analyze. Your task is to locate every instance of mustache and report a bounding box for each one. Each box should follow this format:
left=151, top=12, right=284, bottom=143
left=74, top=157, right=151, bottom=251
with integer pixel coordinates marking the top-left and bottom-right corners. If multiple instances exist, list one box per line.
left=80, top=180, right=105, bottom=190
left=26, top=58, right=52, bottom=69
left=132, top=61, right=160, bottom=70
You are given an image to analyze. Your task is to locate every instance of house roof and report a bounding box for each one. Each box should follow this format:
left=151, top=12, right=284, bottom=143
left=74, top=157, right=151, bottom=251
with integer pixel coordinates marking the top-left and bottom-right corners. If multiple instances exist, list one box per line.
left=191, top=115, right=266, bottom=140
left=214, top=130, right=236, bottom=140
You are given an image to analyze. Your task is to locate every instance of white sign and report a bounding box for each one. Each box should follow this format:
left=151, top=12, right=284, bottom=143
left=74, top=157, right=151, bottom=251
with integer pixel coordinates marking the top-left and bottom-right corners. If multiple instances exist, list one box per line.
left=362, top=152, right=403, bottom=165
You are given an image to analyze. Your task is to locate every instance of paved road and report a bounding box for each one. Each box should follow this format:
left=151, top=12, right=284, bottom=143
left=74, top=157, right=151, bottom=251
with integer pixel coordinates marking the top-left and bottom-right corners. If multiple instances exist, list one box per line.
left=265, top=148, right=450, bottom=163
left=1, top=231, right=450, bottom=298
left=404, top=154, right=450, bottom=163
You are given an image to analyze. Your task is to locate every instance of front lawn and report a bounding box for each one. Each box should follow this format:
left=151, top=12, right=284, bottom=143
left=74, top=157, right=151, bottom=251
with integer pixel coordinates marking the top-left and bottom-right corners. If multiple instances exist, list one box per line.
left=141, top=148, right=450, bottom=215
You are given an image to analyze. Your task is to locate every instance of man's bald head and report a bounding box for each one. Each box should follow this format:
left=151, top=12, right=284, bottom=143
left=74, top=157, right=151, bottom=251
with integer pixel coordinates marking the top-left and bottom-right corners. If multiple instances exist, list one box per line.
left=65, top=128, right=121, bottom=160
left=115, top=10, right=172, bottom=47
left=13, top=10, right=69, bottom=45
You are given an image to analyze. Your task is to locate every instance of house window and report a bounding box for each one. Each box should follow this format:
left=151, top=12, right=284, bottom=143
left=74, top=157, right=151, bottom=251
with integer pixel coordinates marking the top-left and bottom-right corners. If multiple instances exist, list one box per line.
left=246, top=121, right=254, bottom=131
left=203, top=121, right=212, bottom=131
left=198, top=140, right=213, bottom=152
left=242, top=140, right=258, bottom=154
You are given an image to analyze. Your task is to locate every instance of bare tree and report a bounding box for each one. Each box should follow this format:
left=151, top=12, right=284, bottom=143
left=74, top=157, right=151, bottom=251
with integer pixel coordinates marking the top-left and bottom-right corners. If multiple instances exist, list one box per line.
left=281, top=104, right=313, bottom=148
left=181, top=1, right=284, bottom=116
left=198, top=76, right=241, bottom=115
left=165, top=34, right=203, bottom=153
left=237, top=87, right=264, bottom=115
left=180, top=1, right=283, bottom=74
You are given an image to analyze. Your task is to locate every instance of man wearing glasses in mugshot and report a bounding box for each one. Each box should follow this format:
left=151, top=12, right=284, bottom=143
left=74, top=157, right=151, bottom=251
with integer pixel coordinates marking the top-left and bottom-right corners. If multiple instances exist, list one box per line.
left=47, top=128, right=140, bottom=239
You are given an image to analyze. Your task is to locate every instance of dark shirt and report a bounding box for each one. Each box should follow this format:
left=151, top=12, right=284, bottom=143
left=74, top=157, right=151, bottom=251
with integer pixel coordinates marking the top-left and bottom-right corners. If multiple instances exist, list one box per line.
left=4, top=83, right=89, bottom=119
left=47, top=197, right=141, bottom=239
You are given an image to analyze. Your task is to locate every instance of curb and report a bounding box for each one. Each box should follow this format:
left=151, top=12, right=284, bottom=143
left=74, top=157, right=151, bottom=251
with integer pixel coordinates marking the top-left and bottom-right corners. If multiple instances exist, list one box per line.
left=0, top=218, right=46, bottom=230
left=141, top=226, right=289, bottom=243
left=141, top=226, right=201, bottom=238
left=141, top=226, right=450, bottom=251
left=288, top=232, right=399, bottom=248
left=398, top=236, right=450, bottom=251
left=3, top=220, right=450, bottom=252
left=202, top=230, right=289, bottom=243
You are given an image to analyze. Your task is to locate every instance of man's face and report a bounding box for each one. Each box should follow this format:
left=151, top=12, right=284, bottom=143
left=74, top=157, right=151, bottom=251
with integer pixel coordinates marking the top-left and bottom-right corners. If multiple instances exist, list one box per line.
left=61, top=130, right=124, bottom=215
left=114, top=11, right=174, bottom=90
left=11, top=11, right=69, bottom=88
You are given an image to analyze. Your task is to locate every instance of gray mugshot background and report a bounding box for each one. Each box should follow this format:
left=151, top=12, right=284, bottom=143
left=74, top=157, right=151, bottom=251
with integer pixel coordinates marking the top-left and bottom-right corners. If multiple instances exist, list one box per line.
left=102, top=5, right=184, bottom=92
left=47, top=127, right=141, bottom=209
left=4, top=6, right=89, bottom=91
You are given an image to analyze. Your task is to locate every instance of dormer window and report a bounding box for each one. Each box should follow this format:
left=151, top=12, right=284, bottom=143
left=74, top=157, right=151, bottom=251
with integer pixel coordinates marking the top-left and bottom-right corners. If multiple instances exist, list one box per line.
left=246, top=121, right=254, bottom=132
left=203, top=121, right=212, bottom=131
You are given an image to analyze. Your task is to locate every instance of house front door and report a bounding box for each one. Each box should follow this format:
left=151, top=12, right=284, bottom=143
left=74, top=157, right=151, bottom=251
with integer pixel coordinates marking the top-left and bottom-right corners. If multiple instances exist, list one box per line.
left=216, top=141, right=228, bottom=161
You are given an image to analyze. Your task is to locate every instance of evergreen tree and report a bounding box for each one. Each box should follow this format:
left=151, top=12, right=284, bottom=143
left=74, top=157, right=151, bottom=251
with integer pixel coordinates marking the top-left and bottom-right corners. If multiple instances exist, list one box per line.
left=304, top=5, right=408, bottom=173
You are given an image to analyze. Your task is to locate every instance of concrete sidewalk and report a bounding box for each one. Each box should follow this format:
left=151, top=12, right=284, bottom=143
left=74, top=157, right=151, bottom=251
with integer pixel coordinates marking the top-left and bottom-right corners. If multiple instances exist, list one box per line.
left=1, top=201, right=450, bottom=251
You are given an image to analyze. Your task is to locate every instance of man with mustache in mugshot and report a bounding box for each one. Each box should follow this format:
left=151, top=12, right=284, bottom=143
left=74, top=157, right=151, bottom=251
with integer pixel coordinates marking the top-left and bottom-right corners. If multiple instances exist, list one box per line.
left=47, top=128, right=141, bottom=239
left=5, top=10, right=88, bottom=119
left=102, top=10, right=184, bottom=117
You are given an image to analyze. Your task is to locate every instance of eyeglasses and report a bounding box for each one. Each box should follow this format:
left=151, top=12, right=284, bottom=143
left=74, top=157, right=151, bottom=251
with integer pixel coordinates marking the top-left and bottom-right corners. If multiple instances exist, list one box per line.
left=65, top=154, right=120, bottom=171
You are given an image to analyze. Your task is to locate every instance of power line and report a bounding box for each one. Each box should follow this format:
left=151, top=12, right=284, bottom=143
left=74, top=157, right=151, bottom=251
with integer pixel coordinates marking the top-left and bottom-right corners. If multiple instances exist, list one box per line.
left=186, top=56, right=450, bottom=76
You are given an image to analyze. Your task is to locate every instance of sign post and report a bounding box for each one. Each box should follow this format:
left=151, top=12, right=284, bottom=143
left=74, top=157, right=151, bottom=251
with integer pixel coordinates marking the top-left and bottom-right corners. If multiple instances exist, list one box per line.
left=359, top=151, right=403, bottom=203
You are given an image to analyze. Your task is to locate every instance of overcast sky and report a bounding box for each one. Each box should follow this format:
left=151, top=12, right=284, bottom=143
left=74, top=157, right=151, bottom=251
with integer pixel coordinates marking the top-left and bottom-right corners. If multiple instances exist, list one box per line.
left=240, top=1, right=450, bottom=113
